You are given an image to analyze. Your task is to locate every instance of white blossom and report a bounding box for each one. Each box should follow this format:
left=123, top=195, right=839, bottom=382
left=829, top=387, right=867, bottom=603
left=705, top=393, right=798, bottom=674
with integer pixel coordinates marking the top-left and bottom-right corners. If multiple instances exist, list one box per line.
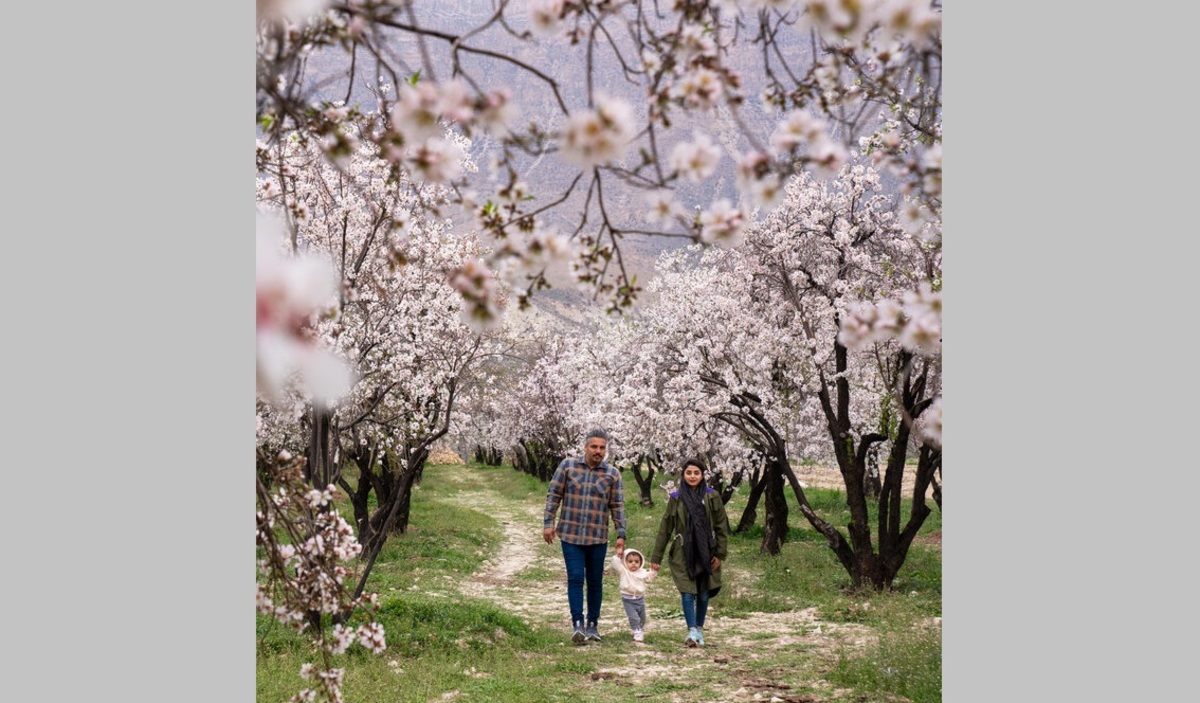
left=670, top=132, right=722, bottom=182
left=699, top=199, right=745, bottom=248
left=644, top=189, right=683, bottom=226
left=670, top=67, right=723, bottom=111
left=560, top=96, right=636, bottom=169
left=529, top=0, right=565, bottom=37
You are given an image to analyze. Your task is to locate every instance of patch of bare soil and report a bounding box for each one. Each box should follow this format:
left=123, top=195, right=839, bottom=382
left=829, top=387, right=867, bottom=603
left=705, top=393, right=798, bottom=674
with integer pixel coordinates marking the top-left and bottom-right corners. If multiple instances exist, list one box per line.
left=441, top=470, right=909, bottom=703
left=442, top=470, right=567, bottom=626
left=915, top=530, right=941, bottom=550
left=794, top=464, right=938, bottom=501
left=428, top=446, right=465, bottom=465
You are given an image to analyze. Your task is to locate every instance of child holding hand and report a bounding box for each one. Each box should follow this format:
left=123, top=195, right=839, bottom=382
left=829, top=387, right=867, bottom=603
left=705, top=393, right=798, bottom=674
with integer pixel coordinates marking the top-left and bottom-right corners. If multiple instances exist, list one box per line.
left=608, top=547, right=656, bottom=642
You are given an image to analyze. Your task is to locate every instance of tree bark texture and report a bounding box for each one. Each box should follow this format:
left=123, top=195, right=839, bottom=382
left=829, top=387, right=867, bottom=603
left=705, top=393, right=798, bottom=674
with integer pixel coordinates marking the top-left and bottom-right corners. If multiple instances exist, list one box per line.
left=734, top=464, right=767, bottom=534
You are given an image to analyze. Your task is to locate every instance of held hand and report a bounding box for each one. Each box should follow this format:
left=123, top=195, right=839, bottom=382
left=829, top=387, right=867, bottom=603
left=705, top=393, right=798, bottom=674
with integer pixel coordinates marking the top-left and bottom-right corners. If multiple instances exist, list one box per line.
left=650, top=563, right=660, bottom=571
left=616, top=537, right=625, bottom=557
left=710, top=556, right=721, bottom=571
left=543, top=527, right=555, bottom=545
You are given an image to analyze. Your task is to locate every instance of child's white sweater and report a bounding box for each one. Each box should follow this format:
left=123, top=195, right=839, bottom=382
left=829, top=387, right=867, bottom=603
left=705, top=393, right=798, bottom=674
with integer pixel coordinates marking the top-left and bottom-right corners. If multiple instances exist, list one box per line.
left=609, top=549, right=656, bottom=598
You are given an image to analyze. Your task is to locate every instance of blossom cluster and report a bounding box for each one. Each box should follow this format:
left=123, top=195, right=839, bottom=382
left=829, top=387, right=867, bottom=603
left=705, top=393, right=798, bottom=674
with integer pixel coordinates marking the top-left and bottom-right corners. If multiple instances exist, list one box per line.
left=256, top=451, right=385, bottom=703
left=256, top=212, right=352, bottom=406
left=837, top=280, right=941, bottom=356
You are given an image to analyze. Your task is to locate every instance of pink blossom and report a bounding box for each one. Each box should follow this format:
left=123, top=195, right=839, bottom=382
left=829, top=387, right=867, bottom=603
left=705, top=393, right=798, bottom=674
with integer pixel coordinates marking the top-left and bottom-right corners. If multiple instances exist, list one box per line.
left=437, top=80, right=474, bottom=125
left=671, top=67, right=722, bottom=111
left=770, top=109, right=828, bottom=153
left=405, top=137, right=465, bottom=184
left=644, top=189, right=683, bottom=226
left=449, top=258, right=504, bottom=332
left=256, top=212, right=350, bottom=405
left=329, top=624, right=356, bottom=655
left=560, top=96, right=636, bottom=168
left=699, top=199, right=745, bottom=248
left=676, top=24, right=716, bottom=63
left=357, top=622, right=387, bottom=654
left=392, top=82, right=444, bottom=142
left=259, top=0, right=332, bottom=25
left=529, top=0, right=565, bottom=38
left=670, top=132, right=722, bottom=182
left=736, top=151, right=784, bottom=210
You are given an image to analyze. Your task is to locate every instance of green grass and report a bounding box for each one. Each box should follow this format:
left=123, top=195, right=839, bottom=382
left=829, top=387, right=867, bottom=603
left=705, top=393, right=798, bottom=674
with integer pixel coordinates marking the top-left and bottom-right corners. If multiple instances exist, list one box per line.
left=829, top=622, right=942, bottom=703
left=257, top=461, right=942, bottom=703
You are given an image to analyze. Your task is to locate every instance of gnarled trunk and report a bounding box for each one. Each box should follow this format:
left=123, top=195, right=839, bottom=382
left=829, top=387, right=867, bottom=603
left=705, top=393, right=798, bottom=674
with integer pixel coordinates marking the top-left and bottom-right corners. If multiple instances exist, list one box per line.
left=629, top=453, right=657, bottom=507
left=760, top=456, right=789, bottom=555
left=734, top=463, right=767, bottom=534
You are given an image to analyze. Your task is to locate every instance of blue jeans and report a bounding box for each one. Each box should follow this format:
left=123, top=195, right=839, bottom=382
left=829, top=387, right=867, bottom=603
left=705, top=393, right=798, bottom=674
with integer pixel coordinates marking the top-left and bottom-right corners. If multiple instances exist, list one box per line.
left=561, top=541, right=608, bottom=625
left=680, top=582, right=711, bottom=629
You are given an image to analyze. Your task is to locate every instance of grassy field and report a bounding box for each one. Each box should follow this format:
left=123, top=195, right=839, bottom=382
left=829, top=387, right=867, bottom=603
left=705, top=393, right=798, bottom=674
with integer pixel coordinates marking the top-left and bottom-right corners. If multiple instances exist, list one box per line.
left=257, top=462, right=941, bottom=702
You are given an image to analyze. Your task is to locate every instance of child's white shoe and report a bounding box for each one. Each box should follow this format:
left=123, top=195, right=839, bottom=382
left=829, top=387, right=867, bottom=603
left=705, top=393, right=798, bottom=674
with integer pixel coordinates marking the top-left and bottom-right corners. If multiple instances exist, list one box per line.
left=632, top=629, right=644, bottom=643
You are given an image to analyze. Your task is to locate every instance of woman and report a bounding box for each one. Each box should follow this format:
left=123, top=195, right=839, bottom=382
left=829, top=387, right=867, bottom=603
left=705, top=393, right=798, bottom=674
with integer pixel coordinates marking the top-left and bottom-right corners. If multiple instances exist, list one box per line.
left=649, top=458, right=730, bottom=647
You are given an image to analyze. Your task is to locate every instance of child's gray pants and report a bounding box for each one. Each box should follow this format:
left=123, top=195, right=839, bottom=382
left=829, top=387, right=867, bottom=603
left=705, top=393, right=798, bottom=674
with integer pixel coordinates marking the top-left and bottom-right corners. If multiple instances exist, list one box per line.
left=621, top=595, right=647, bottom=630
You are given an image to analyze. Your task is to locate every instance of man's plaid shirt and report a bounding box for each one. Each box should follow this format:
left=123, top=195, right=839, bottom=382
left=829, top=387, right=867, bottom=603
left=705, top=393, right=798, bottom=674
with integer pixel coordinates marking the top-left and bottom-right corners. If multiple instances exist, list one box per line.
left=543, top=456, right=626, bottom=545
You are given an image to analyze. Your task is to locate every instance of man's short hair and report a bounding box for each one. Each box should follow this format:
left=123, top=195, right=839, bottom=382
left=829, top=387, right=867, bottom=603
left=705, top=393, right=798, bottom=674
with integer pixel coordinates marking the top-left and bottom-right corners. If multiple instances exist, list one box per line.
left=584, top=428, right=609, bottom=443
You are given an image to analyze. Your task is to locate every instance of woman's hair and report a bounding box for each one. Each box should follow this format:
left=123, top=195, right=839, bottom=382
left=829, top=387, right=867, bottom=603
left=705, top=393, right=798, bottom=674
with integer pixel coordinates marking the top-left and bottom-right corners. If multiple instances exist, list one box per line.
left=681, top=457, right=708, bottom=476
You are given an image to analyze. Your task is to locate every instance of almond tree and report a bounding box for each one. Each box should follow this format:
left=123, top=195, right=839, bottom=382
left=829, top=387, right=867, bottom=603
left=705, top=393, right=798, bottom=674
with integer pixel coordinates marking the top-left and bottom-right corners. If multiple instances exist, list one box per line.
left=633, top=246, right=829, bottom=555
left=641, top=162, right=938, bottom=586
left=734, top=163, right=939, bottom=589
left=257, top=122, right=509, bottom=606
left=256, top=208, right=382, bottom=703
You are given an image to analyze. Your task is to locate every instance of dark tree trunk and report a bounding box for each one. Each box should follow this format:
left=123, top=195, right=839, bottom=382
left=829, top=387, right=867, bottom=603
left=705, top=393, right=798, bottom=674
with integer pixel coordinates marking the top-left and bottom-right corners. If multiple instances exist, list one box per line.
left=629, top=453, right=656, bottom=507
left=814, top=350, right=938, bottom=590
left=342, top=435, right=378, bottom=546
left=511, top=443, right=530, bottom=474
left=927, top=448, right=942, bottom=510
left=517, top=438, right=564, bottom=482
left=391, top=466, right=420, bottom=534
left=704, top=346, right=939, bottom=589
left=734, top=464, right=767, bottom=534
left=712, top=469, right=743, bottom=505
left=350, top=443, right=429, bottom=600
left=360, top=452, right=399, bottom=545
left=860, top=359, right=937, bottom=589
left=473, top=444, right=503, bottom=466
left=392, top=445, right=430, bottom=533
left=760, top=456, right=789, bottom=555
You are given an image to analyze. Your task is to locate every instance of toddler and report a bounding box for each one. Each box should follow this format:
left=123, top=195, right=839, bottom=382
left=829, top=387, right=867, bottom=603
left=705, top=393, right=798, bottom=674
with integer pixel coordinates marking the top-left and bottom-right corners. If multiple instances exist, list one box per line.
left=609, top=548, right=656, bottom=642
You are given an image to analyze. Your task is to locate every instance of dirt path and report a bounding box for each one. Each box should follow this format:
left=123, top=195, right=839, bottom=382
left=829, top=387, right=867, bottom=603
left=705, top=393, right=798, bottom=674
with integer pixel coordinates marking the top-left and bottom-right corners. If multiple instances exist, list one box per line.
left=450, top=485, right=567, bottom=626
left=442, top=472, right=884, bottom=703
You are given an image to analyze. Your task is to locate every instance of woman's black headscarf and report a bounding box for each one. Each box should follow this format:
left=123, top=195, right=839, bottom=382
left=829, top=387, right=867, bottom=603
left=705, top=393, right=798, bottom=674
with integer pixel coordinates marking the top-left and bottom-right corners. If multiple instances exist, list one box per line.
left=679, top=459, right=717, bottom=580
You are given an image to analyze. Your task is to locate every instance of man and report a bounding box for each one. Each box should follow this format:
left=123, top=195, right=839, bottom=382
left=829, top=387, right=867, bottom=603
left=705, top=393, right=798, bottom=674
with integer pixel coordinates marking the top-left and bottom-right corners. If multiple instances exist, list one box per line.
left=543, top=428, right=626, bottom=644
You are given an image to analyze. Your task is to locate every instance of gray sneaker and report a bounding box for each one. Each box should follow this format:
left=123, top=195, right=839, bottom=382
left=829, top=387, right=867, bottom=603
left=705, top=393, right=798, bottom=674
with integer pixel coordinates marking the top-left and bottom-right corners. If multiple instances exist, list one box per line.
left=585, top=622, right=602, bottom=642
left=571, top=621, right=586, bottom=645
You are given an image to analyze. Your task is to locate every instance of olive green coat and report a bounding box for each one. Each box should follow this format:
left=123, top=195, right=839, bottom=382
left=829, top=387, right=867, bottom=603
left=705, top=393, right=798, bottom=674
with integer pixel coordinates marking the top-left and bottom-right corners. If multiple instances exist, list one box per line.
left=649, top=488, right=730, bottom=594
